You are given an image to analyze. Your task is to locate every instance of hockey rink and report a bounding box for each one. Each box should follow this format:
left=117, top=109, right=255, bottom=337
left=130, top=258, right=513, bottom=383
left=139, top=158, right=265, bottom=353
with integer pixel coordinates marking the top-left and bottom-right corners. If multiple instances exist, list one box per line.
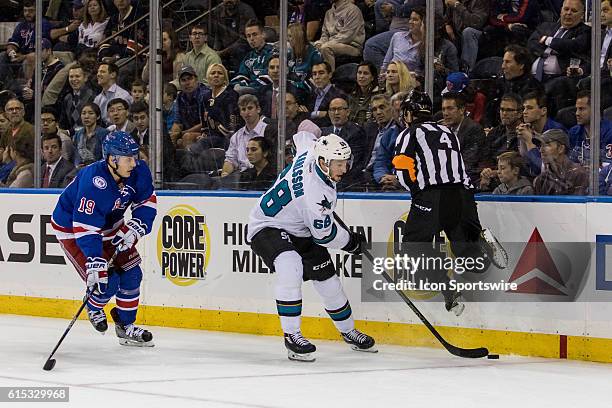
left=1, top=314, right=611, bottom=407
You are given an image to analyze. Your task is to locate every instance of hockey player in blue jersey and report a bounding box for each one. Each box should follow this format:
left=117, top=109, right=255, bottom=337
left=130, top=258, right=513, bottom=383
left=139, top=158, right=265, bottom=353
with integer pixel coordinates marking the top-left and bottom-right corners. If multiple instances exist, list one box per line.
left=52, top=131, right=157, bottom=347
left=248, top=130, right=376, bottom=361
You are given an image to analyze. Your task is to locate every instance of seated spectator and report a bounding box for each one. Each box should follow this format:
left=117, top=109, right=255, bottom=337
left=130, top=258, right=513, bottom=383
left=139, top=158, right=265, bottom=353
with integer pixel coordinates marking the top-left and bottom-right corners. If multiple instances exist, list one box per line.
left=481, top=93, right=523, bottom=171
left=321, top=97, right=368, bottom=187
left=93, top=62, right=133, bottom=126
left=142, top=29, right=186, bottom=85
left=384, top=60, right=416, bottom=96
left=0, top=1, right=52, bottom=87
left=287, top=22, right=323, bottom=96
left=41, top=106, right=74, bottom=163
left=486, top=151, right=534, bottom=195
left=369, top=94, right=400, bottom=190
left=1, top=133, right=34, bottom=188
left=50, top=0, right=85, bottom=52
left=130, top=101, right=149, bottom=146
left=169, top=65, right=212, bottom=147
left=568, top=90, right=612, bottom=167
left=476, top=0, right=540, bottom=62
left=41, top=39, right=65, bottom=97
left=533, top=129, right=588, bottom=195
left=349, top=61, right=382, bottom=127
left=499, top=44, right=542, bottom=96
left=129, top=80, right=146, bottom=103
left=308, top=61, right=346, bottom=128
left=238, top=137, right=276, bottom=190
left=75, top=0, right=109, bottom=56
left=163, top=82, right=178, bottom=134
left=205, top=63, right=240, bottom=149
left=73, top=102, right=108, bottom=167
left=40, top=133, right=75, bottom=188
left=390, top=90, right=409, bottom=130
left=98, top=0, right=147, bottom=63
left=221, top=94, right=268, bottom=177
left=181, top=23, right=221, bottom=86
left=443, top=0, right=489, bottom=71
left=522, top=92, right=565, bottom=134
left=230, top=19, right=274, bottom=91
left=314, top=0, right=365, bottom=71
left=442, top=72, right=486, bottom=124
left=58, top=64, right=96, bottom=131
left=442, top=92, right=485, bottom=184
left=4, top=99, right=33, bottom=150
left=209, top=0, right=257, bottom=73
left=0, top=111, right=15, bottom=182
left=258, top=56, right=281, bottom=119
left=381, top=7, right=425, bottom=75
left=106, top=98, right=135, bottom=133
left=527, top=0, right=590, bottom=83
left=264, top=91, right=310, bottom=154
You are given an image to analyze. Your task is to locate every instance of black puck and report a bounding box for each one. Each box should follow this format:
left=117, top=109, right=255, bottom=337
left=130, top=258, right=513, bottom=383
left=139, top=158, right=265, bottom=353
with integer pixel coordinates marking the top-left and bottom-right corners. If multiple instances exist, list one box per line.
left=487, top=354, right=499, bottom=359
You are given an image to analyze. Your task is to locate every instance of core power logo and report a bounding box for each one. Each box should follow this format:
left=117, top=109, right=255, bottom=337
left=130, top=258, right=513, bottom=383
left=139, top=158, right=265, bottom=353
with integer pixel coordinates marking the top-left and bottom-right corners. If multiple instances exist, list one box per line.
left=156, top=205, right=210, bottom=286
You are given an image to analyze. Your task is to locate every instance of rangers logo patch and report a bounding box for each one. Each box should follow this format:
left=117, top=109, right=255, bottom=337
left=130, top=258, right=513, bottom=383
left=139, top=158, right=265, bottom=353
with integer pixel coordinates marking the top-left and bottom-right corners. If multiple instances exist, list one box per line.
left=93, top=176, right=107, bottom=189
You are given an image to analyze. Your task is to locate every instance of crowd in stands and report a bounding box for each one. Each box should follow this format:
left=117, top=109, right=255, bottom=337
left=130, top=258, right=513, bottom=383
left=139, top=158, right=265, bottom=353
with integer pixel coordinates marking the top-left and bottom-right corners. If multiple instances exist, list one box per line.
left=0, top=0, right=610, bottom=195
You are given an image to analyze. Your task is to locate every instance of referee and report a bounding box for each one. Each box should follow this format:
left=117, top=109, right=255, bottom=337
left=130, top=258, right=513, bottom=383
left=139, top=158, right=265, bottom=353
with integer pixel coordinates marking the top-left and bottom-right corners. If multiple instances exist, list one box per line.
left=392, top=90, right=506, bottom=316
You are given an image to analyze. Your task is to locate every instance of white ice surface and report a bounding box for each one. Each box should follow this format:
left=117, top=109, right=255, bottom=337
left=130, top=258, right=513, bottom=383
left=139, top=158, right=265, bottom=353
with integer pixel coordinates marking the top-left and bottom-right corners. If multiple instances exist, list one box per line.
left=0, top=314, right=611, bottom=408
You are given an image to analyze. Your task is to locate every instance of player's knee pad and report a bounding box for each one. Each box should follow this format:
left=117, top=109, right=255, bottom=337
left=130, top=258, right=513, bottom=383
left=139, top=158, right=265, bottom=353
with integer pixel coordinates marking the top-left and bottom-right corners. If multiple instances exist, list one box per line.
left=312, top=275, right=344, bottom=299
left=118, top=265, right=143, bottom=291
left=273, top=251, right=303, bottom=300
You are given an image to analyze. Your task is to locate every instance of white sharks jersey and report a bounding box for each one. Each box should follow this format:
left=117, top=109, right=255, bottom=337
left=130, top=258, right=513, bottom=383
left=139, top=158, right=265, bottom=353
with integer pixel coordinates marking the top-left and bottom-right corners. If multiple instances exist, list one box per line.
left=247, top=131, right=351, bottom=249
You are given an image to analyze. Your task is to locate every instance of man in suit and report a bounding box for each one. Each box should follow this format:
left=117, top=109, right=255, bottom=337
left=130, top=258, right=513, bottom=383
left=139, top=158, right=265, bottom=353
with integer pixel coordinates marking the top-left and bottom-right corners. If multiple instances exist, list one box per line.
left=321, top=97, right=367, bottom=189
left=58, top=64, right=95, bottom=131
left=527, top=0, right=591, bottom=83
left=442, top=92, right=486, bottom=185
left=130, top=101, right=149, bottom=146
left=308, top=62, right=346, bottom=128
left=41, top=133, right=74, bottom=188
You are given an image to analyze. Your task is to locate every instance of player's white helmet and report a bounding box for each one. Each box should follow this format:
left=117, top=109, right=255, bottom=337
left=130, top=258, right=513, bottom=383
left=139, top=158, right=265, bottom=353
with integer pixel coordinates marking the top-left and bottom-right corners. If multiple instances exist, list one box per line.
left=314, top=134, right=352, bottom=180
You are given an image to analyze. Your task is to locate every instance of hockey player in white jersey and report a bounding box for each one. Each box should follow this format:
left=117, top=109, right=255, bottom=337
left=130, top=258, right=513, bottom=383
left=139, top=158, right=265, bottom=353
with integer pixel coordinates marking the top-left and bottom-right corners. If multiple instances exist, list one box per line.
left=248, top=129, right=376, bottom=362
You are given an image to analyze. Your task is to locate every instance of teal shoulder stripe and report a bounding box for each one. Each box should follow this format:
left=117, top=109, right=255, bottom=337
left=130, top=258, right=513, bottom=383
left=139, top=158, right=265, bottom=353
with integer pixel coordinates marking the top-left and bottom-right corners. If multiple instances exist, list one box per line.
left=313, top=223, right=337, bottom=245
left=315, top=164, right=334, bottom=188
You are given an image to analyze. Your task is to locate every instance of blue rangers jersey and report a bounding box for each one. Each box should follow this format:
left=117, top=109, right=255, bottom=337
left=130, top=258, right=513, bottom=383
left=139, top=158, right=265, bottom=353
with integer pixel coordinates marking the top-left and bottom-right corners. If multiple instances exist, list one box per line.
left=248, top=131, right=351, bottom=249
left=52, top=160, right=157, bottom=259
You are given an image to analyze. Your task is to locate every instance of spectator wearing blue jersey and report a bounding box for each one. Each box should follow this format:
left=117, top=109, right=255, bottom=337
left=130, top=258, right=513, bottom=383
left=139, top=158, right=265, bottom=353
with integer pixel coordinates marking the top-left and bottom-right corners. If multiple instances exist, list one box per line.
left=0, top=0, right=52, bottom=86
left=568, top=90, right=612, bottom=167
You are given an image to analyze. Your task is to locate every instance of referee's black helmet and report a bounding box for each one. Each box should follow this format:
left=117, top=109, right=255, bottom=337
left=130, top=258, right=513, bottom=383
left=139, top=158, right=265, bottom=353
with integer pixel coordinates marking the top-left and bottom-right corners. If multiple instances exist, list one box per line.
left=400, top=90, right=433, bottom=119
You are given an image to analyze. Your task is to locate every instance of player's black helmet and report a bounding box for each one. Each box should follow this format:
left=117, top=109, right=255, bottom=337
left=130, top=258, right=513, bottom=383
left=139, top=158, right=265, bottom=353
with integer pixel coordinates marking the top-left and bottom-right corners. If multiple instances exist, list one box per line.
left=400, top=90, right=433, bottom=119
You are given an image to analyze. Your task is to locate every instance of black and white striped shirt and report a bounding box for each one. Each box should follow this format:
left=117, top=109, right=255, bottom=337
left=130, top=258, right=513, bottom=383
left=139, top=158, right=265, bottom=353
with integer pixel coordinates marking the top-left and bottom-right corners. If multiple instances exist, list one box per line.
left=393, top=121, right=472, bottom=194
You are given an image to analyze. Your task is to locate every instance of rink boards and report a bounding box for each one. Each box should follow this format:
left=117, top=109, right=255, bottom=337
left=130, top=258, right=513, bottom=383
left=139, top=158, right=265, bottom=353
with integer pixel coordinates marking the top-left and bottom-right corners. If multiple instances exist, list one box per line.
left=1, top=190, right=612, bottom=363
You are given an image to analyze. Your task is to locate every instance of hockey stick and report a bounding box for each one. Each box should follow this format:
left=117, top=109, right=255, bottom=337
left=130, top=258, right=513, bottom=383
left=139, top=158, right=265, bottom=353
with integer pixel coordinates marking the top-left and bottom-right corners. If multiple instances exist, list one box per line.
left=331, top=212, right=489, bottom=359
left=361, top=248, right=489, bottom=359
left=43, top=251, right=120, bottom=371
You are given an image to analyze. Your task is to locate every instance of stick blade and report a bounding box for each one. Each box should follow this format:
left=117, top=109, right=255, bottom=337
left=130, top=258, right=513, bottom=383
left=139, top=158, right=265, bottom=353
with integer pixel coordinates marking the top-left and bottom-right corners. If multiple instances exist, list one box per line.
left=43, top=359, right=56, bottom=371
left=449, top=346, right=489, bottom=359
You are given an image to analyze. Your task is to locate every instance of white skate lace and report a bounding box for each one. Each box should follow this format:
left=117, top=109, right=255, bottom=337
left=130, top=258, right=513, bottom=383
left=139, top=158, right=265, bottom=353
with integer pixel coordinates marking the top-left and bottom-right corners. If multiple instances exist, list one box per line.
left=345, top=329, right=367, bottom=344
left=125, top=324, right=145, bottom=339
left=88, top=309, right=106, bottom=324
left=290, top=332, right=311, bottom=347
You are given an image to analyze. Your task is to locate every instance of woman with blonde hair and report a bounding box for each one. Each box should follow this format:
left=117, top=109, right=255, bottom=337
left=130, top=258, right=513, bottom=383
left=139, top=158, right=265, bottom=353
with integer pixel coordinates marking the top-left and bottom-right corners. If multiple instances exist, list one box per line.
left=385, top=60, right=415, bottom=96
left=203, top=63, right=240, bottom=149
left=287, top=23, right=323, bottom=94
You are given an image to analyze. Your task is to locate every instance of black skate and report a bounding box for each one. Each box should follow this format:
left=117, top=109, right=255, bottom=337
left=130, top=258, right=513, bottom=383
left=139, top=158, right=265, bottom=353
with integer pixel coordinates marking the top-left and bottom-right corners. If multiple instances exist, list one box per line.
left=110, top=307, right=154, bottom=347
left=86, top=307, right=108, bottom=334
left=341, top=329, right=378, bottom=352
left=284, top=332, right=316, bottom=362
left=444, top=291, right=465, bottom=317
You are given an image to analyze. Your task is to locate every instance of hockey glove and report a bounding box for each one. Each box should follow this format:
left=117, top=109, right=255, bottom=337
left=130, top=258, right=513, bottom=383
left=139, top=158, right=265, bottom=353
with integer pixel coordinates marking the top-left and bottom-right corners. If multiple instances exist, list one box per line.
left=343, top=230, right=367, bottom=255
left=86, top=257, right=108, bottom=294
left=112, top=218, right=146, bottom=252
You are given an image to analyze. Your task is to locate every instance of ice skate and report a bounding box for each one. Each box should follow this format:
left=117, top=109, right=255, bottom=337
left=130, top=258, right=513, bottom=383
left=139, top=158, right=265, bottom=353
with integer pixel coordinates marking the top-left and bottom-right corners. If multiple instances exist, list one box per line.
left=110, top=307, right=154, bottom=347
left=86, top=307, right=108, bottom=334
left=284, top=332, right=316, bottom=362
left=341, top=329, right=378, bottom=352
left=481, top=229, right=508, bottom=269
left=444, top=291, right=465, bottom=317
